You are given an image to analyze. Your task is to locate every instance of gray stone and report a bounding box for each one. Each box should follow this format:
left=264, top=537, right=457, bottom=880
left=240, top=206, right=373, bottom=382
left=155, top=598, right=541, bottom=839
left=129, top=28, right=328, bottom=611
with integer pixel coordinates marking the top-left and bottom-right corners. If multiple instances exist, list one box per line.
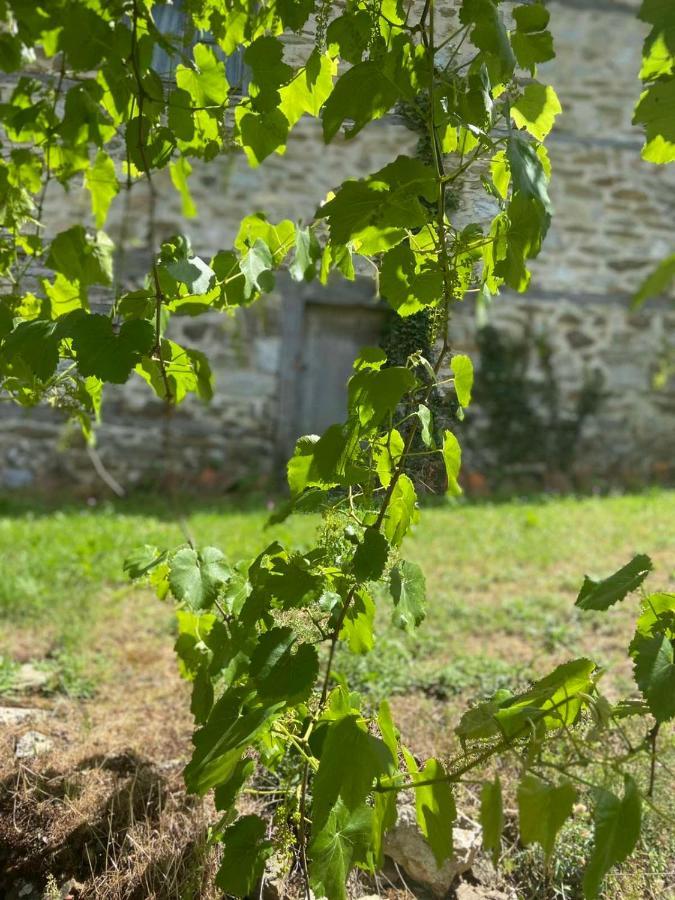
left=384, top=802, right=481, bottom=897
left=15, top=730, right=53, bottom=759
left=0, top=706, right=44, bottom=726
left=2, top=467, right=34, bottom=489
left=455, top=885, right=517, bottom=900
left=14, top=663, right=51, bottom=692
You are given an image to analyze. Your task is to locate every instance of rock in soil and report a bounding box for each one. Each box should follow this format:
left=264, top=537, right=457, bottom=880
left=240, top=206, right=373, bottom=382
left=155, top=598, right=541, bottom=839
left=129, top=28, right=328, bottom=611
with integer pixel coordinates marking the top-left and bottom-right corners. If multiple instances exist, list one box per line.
left=14, top=664, right=52, bottom=693
left=456, top=884, right=518, bottom=900
left=384, top=801, right=481, bottom=897
left=0, top=707, right=45, bottom=727
left=15, top=730, right=53, bottom=759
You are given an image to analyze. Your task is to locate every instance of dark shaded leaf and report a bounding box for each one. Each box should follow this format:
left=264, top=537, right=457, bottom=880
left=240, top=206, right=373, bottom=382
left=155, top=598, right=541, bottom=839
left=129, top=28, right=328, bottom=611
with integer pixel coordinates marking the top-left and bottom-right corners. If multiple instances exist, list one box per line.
left=575, top=554, right=653, bottom=611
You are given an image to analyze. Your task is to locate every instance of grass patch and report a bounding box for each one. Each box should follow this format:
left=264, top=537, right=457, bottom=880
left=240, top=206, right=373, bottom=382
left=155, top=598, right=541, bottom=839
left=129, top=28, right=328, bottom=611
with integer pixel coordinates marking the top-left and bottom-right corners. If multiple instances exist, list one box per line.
left=0, top=489, right=673, bottom=698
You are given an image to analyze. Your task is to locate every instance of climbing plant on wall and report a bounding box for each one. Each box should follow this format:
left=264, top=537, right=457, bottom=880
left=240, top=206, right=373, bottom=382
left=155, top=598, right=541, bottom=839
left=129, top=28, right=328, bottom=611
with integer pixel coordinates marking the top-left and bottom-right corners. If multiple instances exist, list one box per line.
left=0, top=1, right=673, bottom=897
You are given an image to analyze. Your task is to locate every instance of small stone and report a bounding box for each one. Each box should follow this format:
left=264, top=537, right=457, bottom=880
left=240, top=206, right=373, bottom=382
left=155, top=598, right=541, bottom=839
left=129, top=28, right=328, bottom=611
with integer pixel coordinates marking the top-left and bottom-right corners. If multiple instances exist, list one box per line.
left=384, top=801, right=481, bottom=897
left=59, top=878, right=84, bottom=899
left=15, top=730, right=53, bottom=759
left=456, top=884, right=517, bottom=900
left=14, top=663, right=51, bottom=692
left=0, top=707, right=44, bottom=726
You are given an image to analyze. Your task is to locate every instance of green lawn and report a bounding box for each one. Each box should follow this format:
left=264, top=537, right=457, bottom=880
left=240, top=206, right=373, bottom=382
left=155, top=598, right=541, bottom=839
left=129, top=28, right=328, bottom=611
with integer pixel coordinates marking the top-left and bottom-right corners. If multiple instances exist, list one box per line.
left=1, top=489, right=673, bottom=703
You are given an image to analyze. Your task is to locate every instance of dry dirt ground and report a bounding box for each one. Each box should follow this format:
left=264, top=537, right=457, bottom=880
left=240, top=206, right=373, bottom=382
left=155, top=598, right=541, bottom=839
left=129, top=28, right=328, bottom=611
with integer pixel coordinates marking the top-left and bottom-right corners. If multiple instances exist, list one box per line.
left=0, top=593, right=513, bottom=900
left=0, top=594, right=222, bottom=899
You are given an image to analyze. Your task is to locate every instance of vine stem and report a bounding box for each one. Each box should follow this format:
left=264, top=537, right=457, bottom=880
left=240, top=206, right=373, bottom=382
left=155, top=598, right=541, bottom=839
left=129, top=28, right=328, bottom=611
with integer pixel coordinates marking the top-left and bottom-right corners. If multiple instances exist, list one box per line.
left=648, top=721, right=660, bottom=797
left=297, top=3, right=455, bottom=890
left=151, top=263, right=173, bottom=403
left=374, top=694, right=593, bottom=794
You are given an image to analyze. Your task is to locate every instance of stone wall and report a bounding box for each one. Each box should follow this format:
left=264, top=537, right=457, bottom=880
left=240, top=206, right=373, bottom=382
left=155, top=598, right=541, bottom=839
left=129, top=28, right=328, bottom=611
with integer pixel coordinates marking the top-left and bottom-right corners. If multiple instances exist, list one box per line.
left=1, top=0, right=673, bottom=494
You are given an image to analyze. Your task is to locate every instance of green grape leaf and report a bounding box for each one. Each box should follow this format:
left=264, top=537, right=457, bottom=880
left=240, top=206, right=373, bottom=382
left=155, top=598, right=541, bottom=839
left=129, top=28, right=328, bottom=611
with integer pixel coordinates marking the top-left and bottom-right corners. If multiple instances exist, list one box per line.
left=267, top=487, right=328, bottom=525
left=211, top=250, right=247, bottom=307
left=125, top=116, right=176, bottom=172
left=634, top=77, right=675, bottom=164
left=317, top=156, right=436, bottom=254
left=176, top=43, right=229, bottom=107
left=245, top=36, right=292, bottom=104
left=0, top=32, right=22, bottom=72
left=352, top=527, right=389, bottom=582
left=185, top=687, right=282, bottom=794
left=235, top=214, right=295, bottom=265
left=380, top=240, right=444, bottom=316
left=512, top=83, right=562, bottom=141
left=341, top=589, right=376, bottom=654
left=173, top=609, right=216, bottom=680
left=309, top=801, right=373, bottom=900
left=289, top=226, right=321, bottom=282
left=518, top=774, right=576, bottom=860
left=353, top=347, right=387, bottom=371
left=416, top=404, right=434, bottom=448
left=383, top=474, right=419, bottom=546
left=136, top=340, right=214, bottom=403
left=46, top=226, right=114, bottom=287
left=322, top=60, right=400, bottom=142
left=64, top=313, right=154, bottom=384
left=638, top=0, right=675, bottom=80
left=583, top=777, right=642, bottom=900
left=214, top=757, right=255, bottom=812
left=249, top=627, right=319, bottom=703
left=451, top=354, right=474, bottom=408
left=216, top=815, right=273, bottom=896
left=1, top=320, right=60, bottom=381
left=279, top=50, right=336, bottom=126
left=169, top=547, right=231, bottom=611
left=160, top=235, right=215, bottom=294
left=460, top=0, right=515, bottom=80
left=389, top=560, right=426, bottom=633
left=276, top=0, right=315, bottom=31
left=405, top=753, right=456, bottom=868
left=632, top=593, right=675, bottom=648
left=348, top=366, right=416, bottom=430
left=506, top=136, right=552, bottom=213
left=457, top=658, right=596, bottom=741
left=511, top=3, right=555, bottom=73
left=168, top=88, right=195, bottom=141
left=327, top=11, right=372, bottom=64
left=234, top=105, right=290, bottom=166
left=43, top=272, right=87, bottom=317
left=312, top=714, right=394, bottom=831
left=123, top=545, right=168, bottom=580
left=632, top=253, right=675, bottom=308
left=320, top=240, right=355, bottom=283
left=631, top=631, right=675, bottom=722
left=190, top=665, right=214, bottom=724
left=480, top=776, right=503, bottom=866
left=442, top=430, right=462, bottom=496
left=240, top=238, right=275, bottom=297
left=500, top=192, right=549, bottom=290
left=84, top=150, right=118, bottom=229
left=575, top=554, right=653, bottom=611
left=286, top=426, right=360, bottom=495
left=59, top=8, right=111, bottom=70
left=169, top=156, right=197, bottom=218
left=374, top=428, right=405, bottom=488
left=378, top=699, right=399, bottom=760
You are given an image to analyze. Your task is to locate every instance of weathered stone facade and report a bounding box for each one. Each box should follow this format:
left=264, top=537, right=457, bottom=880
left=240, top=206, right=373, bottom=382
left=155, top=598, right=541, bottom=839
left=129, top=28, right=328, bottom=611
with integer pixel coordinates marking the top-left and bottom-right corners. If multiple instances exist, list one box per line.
left=1, top=0, right=673, bottom=494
